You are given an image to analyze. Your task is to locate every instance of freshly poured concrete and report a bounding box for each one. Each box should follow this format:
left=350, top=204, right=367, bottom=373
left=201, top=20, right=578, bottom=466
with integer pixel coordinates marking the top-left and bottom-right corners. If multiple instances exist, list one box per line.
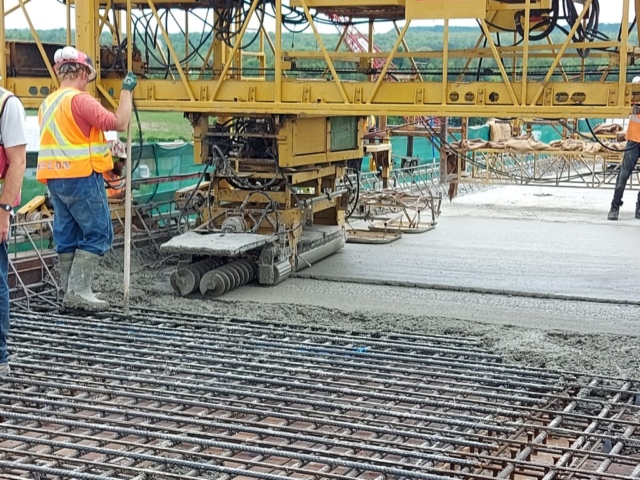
left=95, top=184, right=640, bottom=378
left=219, top=278, right=640, bottom=336
left=295, top=186, right=640, bottom=303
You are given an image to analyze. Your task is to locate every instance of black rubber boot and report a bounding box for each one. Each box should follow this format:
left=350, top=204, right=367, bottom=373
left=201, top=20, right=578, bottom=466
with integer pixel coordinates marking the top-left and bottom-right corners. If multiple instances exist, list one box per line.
left=636, top=202, right=640, bottom=219
left=608, top=203, right=620, bottom=221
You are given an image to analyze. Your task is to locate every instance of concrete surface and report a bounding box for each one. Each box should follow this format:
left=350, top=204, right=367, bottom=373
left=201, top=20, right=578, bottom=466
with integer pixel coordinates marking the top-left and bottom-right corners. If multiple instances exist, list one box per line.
left=445, top=185, right=640, bottom=225
left=220, top=278, right=640, bottom=336
left=294, top=186, right=640, bottom=303
left=96, top=185, right=640, bottom=377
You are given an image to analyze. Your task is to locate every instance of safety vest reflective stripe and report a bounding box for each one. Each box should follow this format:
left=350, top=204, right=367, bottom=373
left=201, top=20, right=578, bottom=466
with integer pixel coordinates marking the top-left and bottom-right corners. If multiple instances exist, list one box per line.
left=38, top=143, right=110, bottom=161
left=40, top=90, right=74, bottom=127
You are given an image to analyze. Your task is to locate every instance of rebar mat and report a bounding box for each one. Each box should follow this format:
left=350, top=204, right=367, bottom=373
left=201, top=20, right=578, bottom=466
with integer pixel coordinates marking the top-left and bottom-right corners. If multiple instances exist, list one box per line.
left=0, top=307, right=638, bottom=480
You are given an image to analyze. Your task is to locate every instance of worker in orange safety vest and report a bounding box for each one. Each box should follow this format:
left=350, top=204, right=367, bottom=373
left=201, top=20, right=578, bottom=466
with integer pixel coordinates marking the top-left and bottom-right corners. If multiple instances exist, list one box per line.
left=104, top=139, right=126, bottom=200
left=37, top=46, right=137, bottom=311
left=608, top=76, right=640, bottom=220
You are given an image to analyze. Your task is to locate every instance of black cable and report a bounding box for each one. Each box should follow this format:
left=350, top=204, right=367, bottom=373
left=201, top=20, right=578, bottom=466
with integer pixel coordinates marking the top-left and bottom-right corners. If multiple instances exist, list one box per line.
left=345, top=165, right=360, bottom=220
left=582, top=119, right=637, bottom=153
left=514, top=0, right=558, bottom=42
left=177, top=159, right=213, bottom=233
left=558, top=0, right=603, bottom=58
left=113, top=11, right=144, bottom=177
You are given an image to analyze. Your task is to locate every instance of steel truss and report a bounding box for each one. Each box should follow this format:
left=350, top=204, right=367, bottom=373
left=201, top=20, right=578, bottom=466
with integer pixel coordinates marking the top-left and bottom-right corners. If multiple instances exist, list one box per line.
left=1, top=0, right=639, bottom=119
left=451, top=149, right=640, bottom=189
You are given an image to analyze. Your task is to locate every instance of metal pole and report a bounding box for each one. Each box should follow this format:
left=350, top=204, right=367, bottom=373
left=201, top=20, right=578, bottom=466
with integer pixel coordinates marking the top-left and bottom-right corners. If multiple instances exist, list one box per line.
left=76, top=0, right=96, bottom=97
left=124, top=0, right=133, bottom=315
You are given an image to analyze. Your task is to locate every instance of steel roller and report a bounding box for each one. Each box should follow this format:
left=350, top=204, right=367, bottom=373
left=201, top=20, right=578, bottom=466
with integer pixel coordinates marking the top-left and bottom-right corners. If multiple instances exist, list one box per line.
left=199, top=259, right=257, bottom=296
left=169, top=258, right=222, bottom=296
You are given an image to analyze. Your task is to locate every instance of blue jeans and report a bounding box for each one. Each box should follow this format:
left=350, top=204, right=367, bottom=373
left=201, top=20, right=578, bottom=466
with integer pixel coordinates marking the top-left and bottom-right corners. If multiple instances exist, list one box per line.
left=48, top=172, right=113, bottom=256
left=0, top=239, right=9, bottom=364
left=612, top=141, right=640, bottom=207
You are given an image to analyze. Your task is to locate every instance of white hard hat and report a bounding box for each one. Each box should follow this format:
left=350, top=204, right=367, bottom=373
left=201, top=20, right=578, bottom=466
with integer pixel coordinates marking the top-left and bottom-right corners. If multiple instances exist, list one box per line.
left=53, top=46, right=97, bottom=81
left=633, top=76, right=640, bottom=84
left=109, top=139, right=127, bottom=160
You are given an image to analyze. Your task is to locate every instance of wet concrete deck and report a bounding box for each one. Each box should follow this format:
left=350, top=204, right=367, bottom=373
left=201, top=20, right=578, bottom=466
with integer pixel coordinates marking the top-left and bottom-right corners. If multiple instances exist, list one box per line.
left=295, top=215, right=640, bottom=302
left=220, top=186, right=640, bottom=337
left=296, top=186, right=640, bottom=303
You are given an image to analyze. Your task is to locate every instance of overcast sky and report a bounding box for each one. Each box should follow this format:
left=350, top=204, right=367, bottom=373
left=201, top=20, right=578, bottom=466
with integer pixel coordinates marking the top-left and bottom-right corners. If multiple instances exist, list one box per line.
left=3, top=0, right=633, bottom=35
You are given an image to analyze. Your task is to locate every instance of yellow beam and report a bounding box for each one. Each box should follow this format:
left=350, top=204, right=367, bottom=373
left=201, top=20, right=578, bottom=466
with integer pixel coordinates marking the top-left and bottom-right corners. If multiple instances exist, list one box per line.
left=619, top=0, right=630, bottom=108
left=521, top=0, right=531, bottom=105
left=66, top=0, right=71, bottom=44
left=393, top=21, right=423, bottom=82
left=209, top=0, right=261, bottom=101
left=442, top=19, right=448, bottom=106
left=12, top=76, right=637, bottom=118
left=479, top=19, right=518, bottom=105
left=284, top=39, right=619, bottom=57
left=275, top=0, right=282, bottom=102
left=4, top=0, right=30, bottom=16
left=76, top=0, right=99, bottom=95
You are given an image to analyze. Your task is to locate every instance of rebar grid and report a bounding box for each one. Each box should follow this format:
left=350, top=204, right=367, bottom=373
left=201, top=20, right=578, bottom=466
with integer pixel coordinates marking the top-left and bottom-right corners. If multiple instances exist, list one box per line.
left=0, top=309, right=637, bottom=480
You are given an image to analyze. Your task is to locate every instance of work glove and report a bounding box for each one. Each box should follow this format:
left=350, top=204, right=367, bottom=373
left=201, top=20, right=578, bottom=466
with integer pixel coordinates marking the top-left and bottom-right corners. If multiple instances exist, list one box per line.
left=122, top=72, right=138, bottom=92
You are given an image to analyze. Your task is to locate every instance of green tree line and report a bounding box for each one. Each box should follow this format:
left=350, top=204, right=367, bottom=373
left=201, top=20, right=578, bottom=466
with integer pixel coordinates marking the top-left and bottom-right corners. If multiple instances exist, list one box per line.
left=5, top=22, right=636, bottom=82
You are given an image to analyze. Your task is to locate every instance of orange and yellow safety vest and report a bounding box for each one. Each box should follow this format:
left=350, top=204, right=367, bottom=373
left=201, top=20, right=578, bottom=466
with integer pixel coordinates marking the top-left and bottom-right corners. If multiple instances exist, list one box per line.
left=103, top=171, right=124, bottom=198
left=36, top=87, right=113, bottom=183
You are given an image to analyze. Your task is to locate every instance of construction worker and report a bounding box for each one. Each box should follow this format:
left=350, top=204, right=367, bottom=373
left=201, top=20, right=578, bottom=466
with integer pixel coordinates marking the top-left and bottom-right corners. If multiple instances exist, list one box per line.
left=104, top=139, right=126, bottom=200
left=37, top=46, right=137, bottom=311
left=608, top=76, right=640, bottom=221
left=0, top=86, right=27, bottom=377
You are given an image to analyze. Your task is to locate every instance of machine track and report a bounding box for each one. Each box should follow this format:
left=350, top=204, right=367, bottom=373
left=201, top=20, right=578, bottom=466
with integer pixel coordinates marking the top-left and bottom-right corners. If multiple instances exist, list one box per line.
left=0, top=308, right=638, bottom=479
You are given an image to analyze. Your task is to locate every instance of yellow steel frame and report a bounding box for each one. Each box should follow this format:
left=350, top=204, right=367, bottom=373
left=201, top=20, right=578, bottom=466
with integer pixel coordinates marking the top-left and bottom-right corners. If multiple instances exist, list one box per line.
left=0, top=0, right=638, bottom=119
left=455, top=148, right=629, bottom=190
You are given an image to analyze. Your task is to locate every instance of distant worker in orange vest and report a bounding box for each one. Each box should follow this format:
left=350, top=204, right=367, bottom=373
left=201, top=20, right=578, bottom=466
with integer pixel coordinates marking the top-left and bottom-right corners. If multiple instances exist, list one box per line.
left=37, top=46, right=137, bottom=311
left=104, top=139, right=126, bottom=200
left=608, top=76, right=640, bottom=221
